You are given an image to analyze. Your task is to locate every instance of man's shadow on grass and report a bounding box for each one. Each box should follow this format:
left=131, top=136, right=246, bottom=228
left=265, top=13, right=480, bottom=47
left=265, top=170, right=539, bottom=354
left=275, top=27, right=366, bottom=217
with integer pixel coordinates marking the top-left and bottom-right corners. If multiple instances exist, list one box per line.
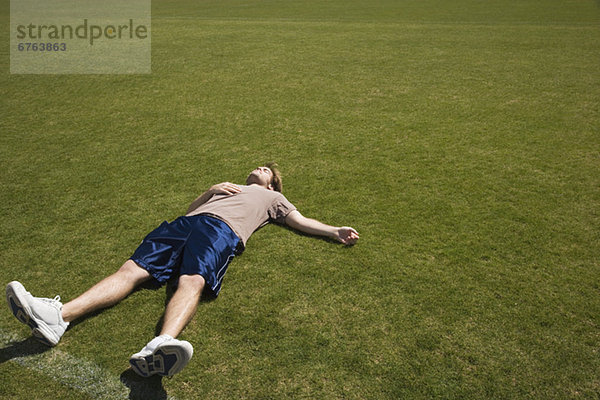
left=120, top=369, right=169, bottom=400
left=0, top=336, right=50, bottom=364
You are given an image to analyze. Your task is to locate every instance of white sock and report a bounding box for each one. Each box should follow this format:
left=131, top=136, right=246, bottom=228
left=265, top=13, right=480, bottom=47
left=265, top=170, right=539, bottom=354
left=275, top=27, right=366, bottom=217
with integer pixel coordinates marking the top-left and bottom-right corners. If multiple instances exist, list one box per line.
left=146, top=334, right=173, bottom=351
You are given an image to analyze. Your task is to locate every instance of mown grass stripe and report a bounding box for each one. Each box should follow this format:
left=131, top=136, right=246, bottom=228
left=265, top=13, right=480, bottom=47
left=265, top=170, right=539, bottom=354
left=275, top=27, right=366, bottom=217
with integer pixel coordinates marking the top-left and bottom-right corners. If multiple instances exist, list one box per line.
left=1, top=329, right=177, bottom=400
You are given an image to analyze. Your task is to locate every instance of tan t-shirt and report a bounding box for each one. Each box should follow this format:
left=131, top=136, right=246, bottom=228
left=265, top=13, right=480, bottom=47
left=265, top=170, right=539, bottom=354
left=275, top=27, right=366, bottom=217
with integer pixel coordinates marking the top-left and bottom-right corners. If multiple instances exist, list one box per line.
left=186, top=184, right=296, bottom=247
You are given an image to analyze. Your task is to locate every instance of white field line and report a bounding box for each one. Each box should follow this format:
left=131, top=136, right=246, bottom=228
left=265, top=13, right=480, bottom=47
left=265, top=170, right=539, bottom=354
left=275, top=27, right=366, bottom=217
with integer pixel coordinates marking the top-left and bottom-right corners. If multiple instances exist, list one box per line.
left=1, top=329, right=178, bottom=400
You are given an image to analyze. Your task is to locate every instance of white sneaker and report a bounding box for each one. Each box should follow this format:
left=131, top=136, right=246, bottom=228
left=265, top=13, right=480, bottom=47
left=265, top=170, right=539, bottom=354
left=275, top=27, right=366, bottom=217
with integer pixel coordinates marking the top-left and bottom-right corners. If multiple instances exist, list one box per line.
left=6, top=281, right=69, bottom=346
left=129, top=335, right=194, bottom=378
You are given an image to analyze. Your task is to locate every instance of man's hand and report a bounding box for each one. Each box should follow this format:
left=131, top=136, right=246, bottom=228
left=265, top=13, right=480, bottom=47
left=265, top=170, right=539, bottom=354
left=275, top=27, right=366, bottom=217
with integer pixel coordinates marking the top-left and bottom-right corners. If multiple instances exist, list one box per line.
left=335, top=226, right=360, bottom=245
left=187, top=182, right=241, bottom=214
left=210, top=182, right=242, bottom=196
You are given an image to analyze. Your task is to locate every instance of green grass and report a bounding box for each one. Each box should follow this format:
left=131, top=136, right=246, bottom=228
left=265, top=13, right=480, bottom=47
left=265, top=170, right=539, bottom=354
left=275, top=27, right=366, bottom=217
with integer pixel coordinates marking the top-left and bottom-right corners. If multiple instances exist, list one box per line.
left=1, top=0, right=599, bottom=398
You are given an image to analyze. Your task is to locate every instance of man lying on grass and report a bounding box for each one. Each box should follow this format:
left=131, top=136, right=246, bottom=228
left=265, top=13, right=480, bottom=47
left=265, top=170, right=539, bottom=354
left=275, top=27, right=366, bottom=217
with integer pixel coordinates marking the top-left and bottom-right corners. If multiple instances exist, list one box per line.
left=6, top=163, right=359, bottom=378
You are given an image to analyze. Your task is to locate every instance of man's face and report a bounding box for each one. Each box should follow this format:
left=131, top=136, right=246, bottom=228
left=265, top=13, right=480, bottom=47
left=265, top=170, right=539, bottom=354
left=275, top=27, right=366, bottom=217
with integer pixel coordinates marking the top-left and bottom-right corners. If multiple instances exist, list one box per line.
left=246, top=166, right=274, bottom=189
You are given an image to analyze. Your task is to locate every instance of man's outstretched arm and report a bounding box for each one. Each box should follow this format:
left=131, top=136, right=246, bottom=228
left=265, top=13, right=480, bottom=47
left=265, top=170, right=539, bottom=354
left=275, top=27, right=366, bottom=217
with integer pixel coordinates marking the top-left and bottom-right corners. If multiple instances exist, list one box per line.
left=284, top=210, right=359, bottom=245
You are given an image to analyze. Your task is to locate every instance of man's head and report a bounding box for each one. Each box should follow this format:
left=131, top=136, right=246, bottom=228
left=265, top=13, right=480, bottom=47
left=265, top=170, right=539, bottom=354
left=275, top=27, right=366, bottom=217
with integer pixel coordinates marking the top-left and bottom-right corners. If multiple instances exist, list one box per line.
left=246, top=162, right=282, bottom=192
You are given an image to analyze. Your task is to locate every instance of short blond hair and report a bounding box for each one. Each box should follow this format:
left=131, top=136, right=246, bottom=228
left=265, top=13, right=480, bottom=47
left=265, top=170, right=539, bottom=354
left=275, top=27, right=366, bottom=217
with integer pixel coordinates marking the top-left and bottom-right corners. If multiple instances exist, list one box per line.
left=265, top=162, right=282, bottom=192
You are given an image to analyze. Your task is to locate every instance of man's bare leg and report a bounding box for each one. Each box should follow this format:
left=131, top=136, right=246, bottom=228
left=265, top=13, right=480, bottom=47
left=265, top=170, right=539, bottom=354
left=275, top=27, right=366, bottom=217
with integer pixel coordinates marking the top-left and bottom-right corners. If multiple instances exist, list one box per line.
left=128, top=274, right=203, bottom=378
left=61, top=260, right=151, bottom=323
left=159, top=274, right=205, bottom=338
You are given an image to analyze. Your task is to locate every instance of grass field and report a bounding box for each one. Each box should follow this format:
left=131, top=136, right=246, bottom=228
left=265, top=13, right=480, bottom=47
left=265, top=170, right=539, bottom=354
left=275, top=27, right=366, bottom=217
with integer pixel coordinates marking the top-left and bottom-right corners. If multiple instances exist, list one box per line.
left=1, top=0, right=599, bottom=398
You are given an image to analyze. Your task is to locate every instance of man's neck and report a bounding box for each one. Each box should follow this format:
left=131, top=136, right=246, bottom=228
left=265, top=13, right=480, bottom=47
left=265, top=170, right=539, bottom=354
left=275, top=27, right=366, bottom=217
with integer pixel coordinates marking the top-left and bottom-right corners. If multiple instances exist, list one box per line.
left=246, top=183, right=271, bottom=190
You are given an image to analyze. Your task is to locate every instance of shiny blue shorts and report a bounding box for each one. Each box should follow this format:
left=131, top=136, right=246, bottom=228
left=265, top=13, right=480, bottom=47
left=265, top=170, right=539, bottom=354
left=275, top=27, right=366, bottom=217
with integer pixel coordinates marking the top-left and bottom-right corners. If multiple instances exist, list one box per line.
left=130, top=214, right=240, bottom=297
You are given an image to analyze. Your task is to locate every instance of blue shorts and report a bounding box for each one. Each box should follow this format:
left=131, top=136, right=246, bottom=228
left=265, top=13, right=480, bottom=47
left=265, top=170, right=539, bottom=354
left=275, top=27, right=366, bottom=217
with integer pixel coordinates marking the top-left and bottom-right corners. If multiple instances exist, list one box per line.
left=130, top=214, right=240, bottom=297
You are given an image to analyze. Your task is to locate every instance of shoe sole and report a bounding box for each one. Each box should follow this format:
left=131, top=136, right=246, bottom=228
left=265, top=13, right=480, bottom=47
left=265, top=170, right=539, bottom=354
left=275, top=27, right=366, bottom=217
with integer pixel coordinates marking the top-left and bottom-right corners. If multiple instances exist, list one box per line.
left=6, top=281, right=59, bottom=346
left=129, top=341, right=193, bottom=377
